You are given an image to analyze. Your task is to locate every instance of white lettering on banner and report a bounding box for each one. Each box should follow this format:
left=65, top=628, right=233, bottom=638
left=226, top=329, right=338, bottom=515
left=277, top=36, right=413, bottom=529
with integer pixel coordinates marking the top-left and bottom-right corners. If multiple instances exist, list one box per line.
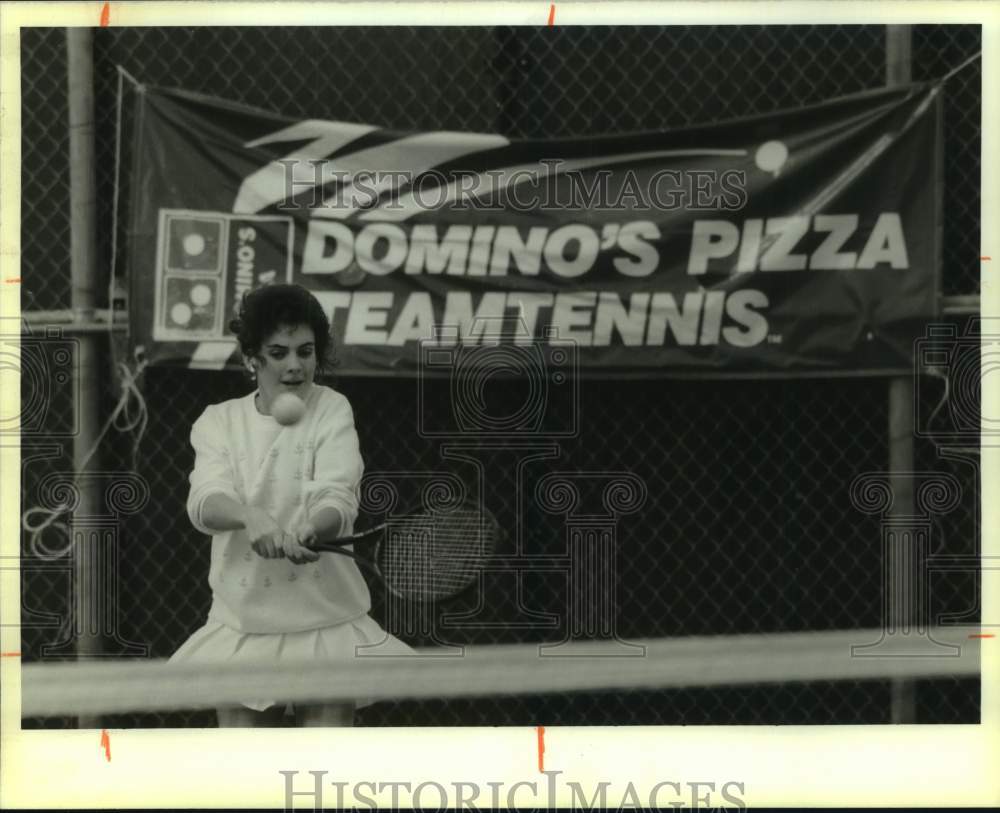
left=387, top=292, right=435, bottom=345
left=736, top=219, right=763, bottom=273
left=355, top=223, right=408, bottom=275
left=811, top=214, right=859, bottom=269
left=613, top=221, right=661, bottom=277
left=406, top=225, right=473, bottom=275
left=688, top=213, right=910, bottom=274
left=299, top=215, right=908, bottom=280
left=647, top=292, right=703, bottom=346
left=507, top=293, right=555, bottom=342
left=233, top=227, right=257, bottom=314
left=544, top=225, right=600, bottom=278
left=699, top=290, right=726, bottom=344
left=440, top=293, right=508, bottom=343
left=593, top=292, right=650, bottom=346
left=760, top=216, right=810, bottom=271
left=857, top=213, right=909, bottom=268
left=301, top=221, right=354, bottom=274
left=722, top=289, right=770, bottom=347
left=300, top=220, right=658, bottom=279
left=468, top=226, right=496, bottom=276
left=688, top=221, right=739, bottom=275
left=551, top=291, right=599, bottom=345
left=343, top=292, right=394, bottom=343
left=311, top=290, right=773, bottom=348
left=289, top=212, right=909, bottom=356
left=489, top=226, right=548, bottom=276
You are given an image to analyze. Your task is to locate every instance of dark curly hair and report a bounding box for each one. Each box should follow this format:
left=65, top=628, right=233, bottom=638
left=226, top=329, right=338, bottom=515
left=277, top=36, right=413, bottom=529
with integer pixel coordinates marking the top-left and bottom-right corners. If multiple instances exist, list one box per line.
left=229, top=284, right=336, bottom=376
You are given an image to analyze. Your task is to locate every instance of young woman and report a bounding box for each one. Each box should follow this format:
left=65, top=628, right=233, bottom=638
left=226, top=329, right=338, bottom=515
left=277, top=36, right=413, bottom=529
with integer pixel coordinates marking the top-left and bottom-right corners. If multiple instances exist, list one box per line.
left=170, top=283, right=411, bottom=727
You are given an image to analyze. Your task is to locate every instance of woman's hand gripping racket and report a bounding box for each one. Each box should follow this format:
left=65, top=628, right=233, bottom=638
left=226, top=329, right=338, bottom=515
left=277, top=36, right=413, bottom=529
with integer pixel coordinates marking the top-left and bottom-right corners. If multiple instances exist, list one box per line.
left=306, top=500, right=499, bottom=600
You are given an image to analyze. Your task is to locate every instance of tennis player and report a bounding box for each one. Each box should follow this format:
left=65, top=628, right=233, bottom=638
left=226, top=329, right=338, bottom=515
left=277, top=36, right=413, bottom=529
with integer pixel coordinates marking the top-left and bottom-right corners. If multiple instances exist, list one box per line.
left=170, top=283, right=411, bottom=727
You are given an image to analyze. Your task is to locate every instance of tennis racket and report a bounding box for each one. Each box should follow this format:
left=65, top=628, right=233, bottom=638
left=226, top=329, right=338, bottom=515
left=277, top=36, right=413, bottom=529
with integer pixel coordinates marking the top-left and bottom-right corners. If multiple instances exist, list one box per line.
left=307, top=499, right=499, bottom=600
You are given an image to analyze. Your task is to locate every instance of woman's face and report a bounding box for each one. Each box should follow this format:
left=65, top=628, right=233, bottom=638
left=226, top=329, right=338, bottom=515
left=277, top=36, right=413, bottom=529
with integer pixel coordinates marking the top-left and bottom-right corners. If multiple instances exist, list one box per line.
left=251, top=323, right=317, bottom=412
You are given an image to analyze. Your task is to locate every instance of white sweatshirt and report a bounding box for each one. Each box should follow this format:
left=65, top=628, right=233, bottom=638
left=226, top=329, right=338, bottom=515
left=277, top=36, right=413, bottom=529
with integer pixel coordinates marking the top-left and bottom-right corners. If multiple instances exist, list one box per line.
left=186, top=385, right=371, bottom=633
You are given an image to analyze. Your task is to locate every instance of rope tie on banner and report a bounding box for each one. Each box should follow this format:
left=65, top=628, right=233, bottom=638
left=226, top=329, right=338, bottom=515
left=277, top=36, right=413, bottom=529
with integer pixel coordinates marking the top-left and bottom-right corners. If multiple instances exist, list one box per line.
left=22, top=349, right=149, bottom=558
left=921, top=366, right=951, bottom=448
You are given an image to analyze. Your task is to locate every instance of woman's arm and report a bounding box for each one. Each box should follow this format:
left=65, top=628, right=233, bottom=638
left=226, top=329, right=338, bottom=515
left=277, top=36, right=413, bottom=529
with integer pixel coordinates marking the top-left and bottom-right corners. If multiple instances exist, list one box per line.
left=294, top=393, right=362, bottom=555
left=294, top=506, right=347, bottom=546
left=186, top=406, right=242, bottom=535
left=200, top=494, right=297, bottom=560
left=199, top=493, right=250, bottom=531
left=187, top=407, right=300, bottom=560
left=302, top=394, right=364, bottom=534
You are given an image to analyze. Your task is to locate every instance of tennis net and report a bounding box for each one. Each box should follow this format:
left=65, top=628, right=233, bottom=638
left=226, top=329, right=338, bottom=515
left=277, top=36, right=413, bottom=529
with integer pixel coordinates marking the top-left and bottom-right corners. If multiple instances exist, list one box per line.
left=18, top=626, right=982, bottom=723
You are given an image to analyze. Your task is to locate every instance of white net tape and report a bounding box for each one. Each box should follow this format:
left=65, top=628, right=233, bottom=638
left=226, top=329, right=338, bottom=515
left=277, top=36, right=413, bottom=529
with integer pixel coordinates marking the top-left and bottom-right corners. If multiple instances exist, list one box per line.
left=21, top=627, right=980, bottom=717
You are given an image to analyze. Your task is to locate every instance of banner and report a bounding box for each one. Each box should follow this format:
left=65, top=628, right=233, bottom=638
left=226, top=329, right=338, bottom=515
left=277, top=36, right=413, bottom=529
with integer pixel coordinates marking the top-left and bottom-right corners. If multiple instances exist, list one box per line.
left=128, top=83, right=942, bottom=375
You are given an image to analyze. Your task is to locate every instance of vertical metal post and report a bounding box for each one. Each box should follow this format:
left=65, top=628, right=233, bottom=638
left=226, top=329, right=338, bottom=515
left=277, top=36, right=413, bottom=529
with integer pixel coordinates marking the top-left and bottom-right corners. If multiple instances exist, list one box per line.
left=885, top=24, right=916, bottom=724
left=67, top=28, right=102, bottom=727
left=887, top=378, right=917, bottom=722
left=886, top=24, right=912, bottom=87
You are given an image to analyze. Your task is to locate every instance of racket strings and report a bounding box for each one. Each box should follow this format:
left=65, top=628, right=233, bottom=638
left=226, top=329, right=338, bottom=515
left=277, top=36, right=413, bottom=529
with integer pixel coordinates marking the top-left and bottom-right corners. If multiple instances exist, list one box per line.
left=378, top=511, right=498, bottom=598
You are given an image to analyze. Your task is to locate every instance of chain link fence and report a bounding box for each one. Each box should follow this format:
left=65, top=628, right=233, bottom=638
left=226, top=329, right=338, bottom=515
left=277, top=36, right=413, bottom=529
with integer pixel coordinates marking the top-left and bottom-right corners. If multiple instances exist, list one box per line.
left=18, top=25, right=981, bottom=727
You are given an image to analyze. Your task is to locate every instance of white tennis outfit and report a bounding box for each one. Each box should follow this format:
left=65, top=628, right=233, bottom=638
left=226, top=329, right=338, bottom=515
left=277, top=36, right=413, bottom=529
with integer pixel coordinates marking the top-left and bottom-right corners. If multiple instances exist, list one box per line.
left=170, top=384, right=411, bottom=710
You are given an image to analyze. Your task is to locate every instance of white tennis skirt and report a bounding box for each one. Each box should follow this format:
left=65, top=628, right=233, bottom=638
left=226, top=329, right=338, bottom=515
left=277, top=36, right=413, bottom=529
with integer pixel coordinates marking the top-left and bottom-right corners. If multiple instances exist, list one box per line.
left=170, top=614, right=414, bottom=711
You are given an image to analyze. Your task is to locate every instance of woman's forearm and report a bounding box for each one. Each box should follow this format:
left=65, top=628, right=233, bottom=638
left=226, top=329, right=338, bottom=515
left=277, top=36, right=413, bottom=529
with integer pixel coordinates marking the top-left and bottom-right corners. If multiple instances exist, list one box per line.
left=200, top=495, right=346, bottom=542
left=199, top=493, right=249, bottom=531
left=305, top=507, right=348, bottom=542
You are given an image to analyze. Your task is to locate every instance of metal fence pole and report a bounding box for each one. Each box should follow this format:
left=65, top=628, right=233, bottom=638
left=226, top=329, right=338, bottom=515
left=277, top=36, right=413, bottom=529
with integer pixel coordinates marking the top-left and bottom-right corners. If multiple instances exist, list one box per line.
left=885, top=23, right=916, bottom=724
left=66, top=27, right=102, bottom=728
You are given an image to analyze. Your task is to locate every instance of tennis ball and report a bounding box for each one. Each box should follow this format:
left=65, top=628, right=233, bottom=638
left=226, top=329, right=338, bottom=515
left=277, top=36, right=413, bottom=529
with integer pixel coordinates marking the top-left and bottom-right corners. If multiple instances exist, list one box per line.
left=755, top=140, right=789, bottom=176
left=271, top=392, right=306, bottom=426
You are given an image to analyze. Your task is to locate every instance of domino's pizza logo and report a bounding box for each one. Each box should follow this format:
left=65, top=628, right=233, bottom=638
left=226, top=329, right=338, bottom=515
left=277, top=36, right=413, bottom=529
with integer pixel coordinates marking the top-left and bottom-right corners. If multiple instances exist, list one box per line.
left=153, top=210, right=295, bottom=341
